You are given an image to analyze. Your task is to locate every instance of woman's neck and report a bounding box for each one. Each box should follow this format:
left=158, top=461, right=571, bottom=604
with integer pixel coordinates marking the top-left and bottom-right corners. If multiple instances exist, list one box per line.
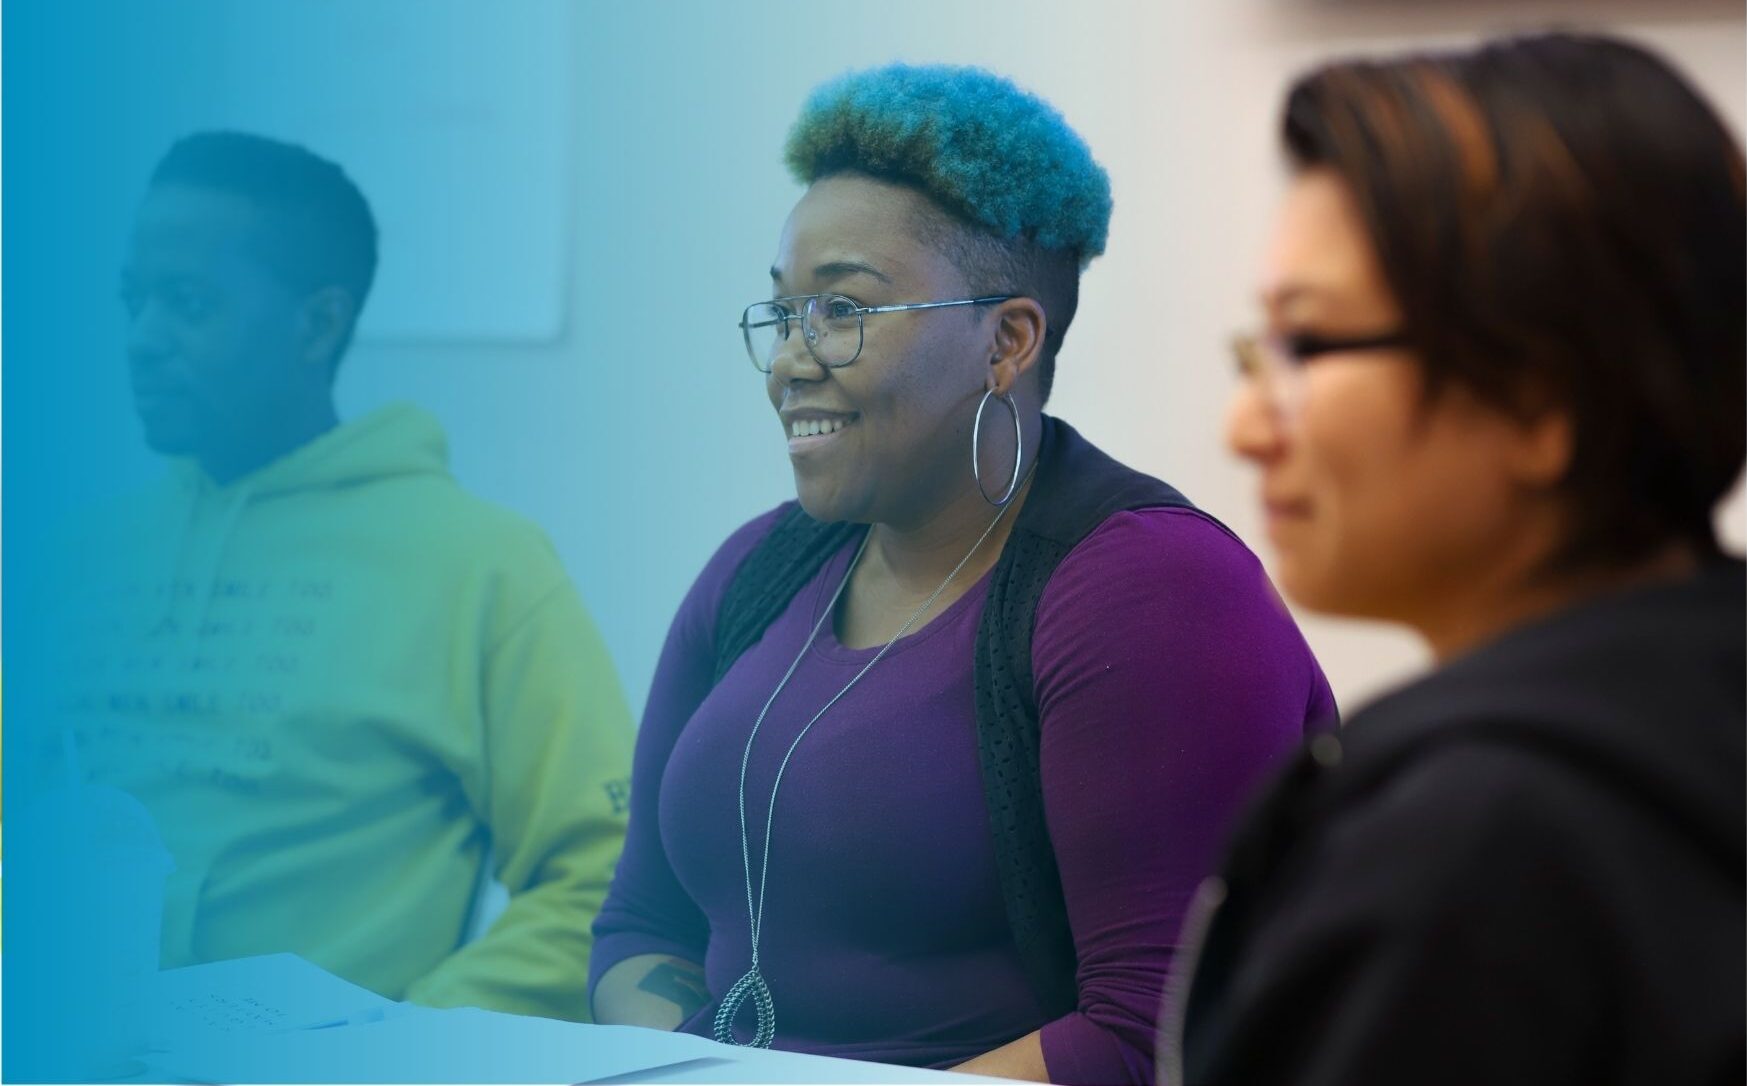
left=1415, top=541, right=1700, bottom=663
left=867, top=474, right=1036, bottom=590
left=865, top=412, right=1044, bottom=593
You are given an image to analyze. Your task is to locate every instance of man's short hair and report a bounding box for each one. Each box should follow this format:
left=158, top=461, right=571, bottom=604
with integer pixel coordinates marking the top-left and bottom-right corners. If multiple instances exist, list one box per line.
left=152, top=131, right=378, bottom=365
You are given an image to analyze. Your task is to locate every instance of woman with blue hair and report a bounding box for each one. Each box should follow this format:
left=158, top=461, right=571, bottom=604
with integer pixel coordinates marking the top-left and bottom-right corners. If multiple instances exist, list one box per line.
left=589, top=65, right=1333, bottom=1083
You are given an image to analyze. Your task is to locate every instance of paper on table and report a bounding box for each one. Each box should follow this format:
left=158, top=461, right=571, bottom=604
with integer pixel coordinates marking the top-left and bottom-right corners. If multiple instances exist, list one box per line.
left=601, top=1045, right=1028, bottom=1085
left=148, top=1004, right=722, bottom=1084
left=148, top=953, right=395, bottom=1049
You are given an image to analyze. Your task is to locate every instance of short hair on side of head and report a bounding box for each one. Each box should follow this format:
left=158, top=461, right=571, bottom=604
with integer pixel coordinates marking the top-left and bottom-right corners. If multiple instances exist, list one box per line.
left=784, top=65, right=1113, bottom=403
left=151, top=131, right=379, bottom=367
left=1281, top=32, right=1746, bottom=571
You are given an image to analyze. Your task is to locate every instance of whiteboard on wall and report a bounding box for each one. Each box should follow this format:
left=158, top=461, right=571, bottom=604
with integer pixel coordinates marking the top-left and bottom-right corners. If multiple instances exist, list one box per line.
left=151, top=0, right=577, bottom=344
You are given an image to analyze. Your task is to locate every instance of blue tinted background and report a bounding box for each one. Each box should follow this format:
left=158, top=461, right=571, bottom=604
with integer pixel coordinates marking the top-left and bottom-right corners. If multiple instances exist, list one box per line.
left=7, top=1, right=1742, bottom=1080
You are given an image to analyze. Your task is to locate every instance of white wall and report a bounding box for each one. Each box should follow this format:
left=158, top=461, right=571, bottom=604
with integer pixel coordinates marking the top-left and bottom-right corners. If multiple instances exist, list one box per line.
left=334, top=0, right=1745, bottom=716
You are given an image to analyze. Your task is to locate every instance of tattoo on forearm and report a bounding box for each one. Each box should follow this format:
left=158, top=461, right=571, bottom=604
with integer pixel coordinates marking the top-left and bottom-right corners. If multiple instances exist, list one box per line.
left=637, top=960, right=710, bottom=1017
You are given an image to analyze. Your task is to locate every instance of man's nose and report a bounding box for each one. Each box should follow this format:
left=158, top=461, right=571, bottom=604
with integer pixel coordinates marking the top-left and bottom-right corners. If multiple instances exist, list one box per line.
left=127, top=299, right=176, bottom=363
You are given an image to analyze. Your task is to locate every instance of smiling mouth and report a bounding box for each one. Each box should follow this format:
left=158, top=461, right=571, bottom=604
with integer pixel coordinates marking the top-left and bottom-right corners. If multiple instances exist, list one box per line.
left=1264, top=499, right=1311, bottom=518
left=786, top=414, right=858, bottom=452
left=133, top=386, right=190, bottom=409
left=789, top=417, right=853, bottom=438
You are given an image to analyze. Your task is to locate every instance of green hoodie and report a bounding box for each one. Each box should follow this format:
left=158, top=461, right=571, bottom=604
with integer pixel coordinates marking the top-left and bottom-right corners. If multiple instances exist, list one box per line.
left=45, top=402, right=633, bottom=1021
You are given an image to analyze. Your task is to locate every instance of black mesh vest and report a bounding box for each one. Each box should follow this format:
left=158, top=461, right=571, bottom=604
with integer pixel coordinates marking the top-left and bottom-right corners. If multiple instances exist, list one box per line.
left=710, top=416, right=1233, bottom=1017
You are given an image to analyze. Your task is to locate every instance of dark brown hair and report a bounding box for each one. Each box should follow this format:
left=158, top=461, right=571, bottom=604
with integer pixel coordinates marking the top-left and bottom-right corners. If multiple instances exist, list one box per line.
left=154, top=131, right=377, bottom=369
left=1283, top=32, right=1745, bottom=570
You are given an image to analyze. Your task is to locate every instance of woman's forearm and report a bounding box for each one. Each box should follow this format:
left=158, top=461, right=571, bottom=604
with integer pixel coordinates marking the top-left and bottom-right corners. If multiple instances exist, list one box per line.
left=954, top=1029, right=1050, bottom=1082
left=591, top=953, right=710, bottom=1029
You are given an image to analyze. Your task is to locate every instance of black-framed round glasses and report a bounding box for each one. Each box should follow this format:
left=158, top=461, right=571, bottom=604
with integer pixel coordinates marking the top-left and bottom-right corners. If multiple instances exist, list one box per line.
left=739, top=293, right=1013, bottom=373
left=1231, top=328, right=1409, bottom=423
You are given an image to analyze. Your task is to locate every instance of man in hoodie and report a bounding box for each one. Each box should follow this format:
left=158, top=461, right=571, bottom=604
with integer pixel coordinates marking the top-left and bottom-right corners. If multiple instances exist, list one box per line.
left=53, top=131, right=634, bottom=1022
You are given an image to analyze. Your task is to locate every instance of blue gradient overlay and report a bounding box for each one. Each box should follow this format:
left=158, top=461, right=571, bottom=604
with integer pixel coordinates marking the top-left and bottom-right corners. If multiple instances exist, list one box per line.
left=5, top=1, right=1100, bottom=1081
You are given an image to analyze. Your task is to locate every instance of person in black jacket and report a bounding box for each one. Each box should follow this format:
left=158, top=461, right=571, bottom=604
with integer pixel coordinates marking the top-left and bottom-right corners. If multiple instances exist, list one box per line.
left=1166, top=32, right=1745, bottom=1086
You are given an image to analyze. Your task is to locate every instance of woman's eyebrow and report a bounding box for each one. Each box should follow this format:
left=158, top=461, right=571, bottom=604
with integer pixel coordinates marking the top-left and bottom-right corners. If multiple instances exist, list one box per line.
left=812, top=260, right=893, bottom=286
left=768, top=259, right=894, bottom=294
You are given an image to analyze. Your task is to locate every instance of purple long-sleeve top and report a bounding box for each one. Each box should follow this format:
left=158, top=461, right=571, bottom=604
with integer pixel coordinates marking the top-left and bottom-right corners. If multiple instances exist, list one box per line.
left=590, top=502, right=1335, bottom=1083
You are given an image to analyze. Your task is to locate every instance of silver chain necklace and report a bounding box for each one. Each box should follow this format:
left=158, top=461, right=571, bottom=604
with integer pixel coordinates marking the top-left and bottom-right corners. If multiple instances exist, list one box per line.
left=713, top=497, right=1020, bottom=1048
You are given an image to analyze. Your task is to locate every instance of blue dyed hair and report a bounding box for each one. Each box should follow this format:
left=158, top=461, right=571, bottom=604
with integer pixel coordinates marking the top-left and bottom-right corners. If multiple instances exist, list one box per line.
left=784, top=64, right=1111, bottom=401
left=784, top=64, right=1112, bottom=267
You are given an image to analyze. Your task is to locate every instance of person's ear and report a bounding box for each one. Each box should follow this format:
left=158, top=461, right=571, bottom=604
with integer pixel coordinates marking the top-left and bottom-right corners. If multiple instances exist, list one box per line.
left=1507, top=406, right=1574, bottom=489
left=297, top=286, right=358, bottom=375
left=987, top=297, right=1047, bottom=396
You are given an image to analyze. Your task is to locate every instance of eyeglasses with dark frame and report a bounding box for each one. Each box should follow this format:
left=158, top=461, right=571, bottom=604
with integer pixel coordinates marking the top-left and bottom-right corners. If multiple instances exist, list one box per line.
left=1231, top=328, right=1410, bottom=422
left=740, top=292, right=1014, bottom=373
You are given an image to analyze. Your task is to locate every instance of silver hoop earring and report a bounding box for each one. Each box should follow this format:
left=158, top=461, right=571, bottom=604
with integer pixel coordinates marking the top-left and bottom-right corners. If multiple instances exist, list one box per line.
left=972, top=389, right=1023, bottom=507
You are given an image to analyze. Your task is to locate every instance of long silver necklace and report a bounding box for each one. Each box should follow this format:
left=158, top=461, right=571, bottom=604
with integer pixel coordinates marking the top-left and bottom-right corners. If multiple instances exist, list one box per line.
left=714, top=498, right=1019, bottom=1048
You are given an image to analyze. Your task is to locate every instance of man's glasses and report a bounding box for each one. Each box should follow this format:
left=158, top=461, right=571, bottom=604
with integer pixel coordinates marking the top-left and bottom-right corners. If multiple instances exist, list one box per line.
left=1231, top=329, right=1409, bottom=422
left=740, top=293, right=1012, bottom=372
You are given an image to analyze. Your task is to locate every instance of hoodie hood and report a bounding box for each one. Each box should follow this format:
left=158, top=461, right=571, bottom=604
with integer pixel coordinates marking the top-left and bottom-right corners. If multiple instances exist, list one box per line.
left=1327, top=559, right=1746, bottom=872
left=172, top=401, right=452, bottom=500
left=1164, top=560, right=1745, bottom=1086
left=157, top=403, right=453, bottom=632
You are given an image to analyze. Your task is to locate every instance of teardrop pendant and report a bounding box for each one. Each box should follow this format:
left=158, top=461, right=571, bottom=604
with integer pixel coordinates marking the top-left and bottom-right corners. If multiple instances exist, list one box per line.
left=713, top=966, right=776, bottom=1048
